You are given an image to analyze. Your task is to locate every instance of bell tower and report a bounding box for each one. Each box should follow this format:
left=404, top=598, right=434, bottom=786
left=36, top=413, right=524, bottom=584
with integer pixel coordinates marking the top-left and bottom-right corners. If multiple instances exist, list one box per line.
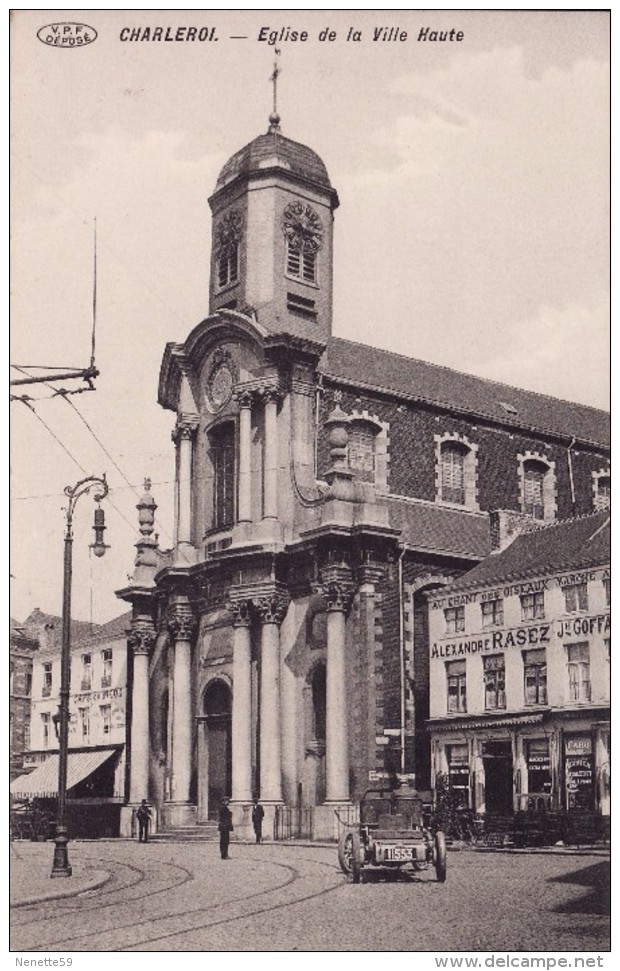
left=208, top=80, right=339, bottom=342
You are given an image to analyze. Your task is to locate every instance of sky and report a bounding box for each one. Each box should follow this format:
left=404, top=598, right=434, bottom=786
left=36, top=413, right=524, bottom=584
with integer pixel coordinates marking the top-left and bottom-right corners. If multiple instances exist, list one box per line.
left=9, top=9, right=610, bottom=625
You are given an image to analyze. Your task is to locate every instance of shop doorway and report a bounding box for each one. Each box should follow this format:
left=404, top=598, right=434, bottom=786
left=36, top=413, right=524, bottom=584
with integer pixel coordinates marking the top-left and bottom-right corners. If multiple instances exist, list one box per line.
left=483, top=740, right=514, bottom=814
left=203, top=680, right=232, bottom=819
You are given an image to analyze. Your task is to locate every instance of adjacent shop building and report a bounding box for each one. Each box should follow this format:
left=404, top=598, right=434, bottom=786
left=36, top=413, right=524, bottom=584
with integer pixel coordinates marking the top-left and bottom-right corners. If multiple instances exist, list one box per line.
left=427, top=510, right=610, bottom=817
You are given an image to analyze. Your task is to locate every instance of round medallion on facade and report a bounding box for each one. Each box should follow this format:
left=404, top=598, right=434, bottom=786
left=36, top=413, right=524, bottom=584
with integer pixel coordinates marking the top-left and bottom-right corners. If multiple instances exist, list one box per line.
left=206, top=350, right=235, bottom=413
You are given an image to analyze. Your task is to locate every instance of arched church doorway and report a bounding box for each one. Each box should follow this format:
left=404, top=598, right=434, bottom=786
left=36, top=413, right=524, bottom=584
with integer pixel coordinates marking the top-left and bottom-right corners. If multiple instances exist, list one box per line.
left=202, top=680, right=232, bottom=819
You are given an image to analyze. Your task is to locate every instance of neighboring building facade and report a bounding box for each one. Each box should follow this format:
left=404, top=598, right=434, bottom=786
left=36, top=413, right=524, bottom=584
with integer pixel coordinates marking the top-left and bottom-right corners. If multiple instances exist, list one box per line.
left=116, top=114, right=610, bottom=839
left=11, top=609, right=131, bottom=837
left=10, top=621, right=38, bottom=780
left=427, top=510, right=610, bottom=817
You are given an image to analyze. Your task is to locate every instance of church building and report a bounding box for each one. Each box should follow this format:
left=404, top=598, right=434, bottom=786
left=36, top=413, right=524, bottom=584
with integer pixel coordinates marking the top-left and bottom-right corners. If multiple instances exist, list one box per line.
left=117, top=108, right=610, bottom=840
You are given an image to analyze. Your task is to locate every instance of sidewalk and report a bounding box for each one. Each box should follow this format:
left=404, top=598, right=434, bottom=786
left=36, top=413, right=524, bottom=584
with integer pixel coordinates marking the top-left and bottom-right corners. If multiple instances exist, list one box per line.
left=10, top=841, right=111, bottom=908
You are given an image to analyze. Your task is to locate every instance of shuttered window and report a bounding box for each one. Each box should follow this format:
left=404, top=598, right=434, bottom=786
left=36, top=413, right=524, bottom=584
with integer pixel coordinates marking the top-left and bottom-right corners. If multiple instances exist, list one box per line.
left=441, top=443, right=467, bottom=505
left=523, top=461, right=546, bottom=519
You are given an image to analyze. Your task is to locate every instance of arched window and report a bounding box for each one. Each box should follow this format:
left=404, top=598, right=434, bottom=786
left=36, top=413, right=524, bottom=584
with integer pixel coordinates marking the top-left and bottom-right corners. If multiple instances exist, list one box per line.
left=523, top=460, right=546, bottom=520
left=209, top=422, right=235, bottom=528
left=441, top=442, right=468, bottom=505
left=286, top=241, right=316, bottom=283
left=217, top=245, right=238, bottom=289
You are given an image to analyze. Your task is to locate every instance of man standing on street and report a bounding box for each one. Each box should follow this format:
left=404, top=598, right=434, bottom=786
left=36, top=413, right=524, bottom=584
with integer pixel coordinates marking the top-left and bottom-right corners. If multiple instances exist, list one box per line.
left=252, top=799, right=265, bottom=843
left=136, top=799, right=152, bottom=843
left=218, top=798, right=233, bottom=859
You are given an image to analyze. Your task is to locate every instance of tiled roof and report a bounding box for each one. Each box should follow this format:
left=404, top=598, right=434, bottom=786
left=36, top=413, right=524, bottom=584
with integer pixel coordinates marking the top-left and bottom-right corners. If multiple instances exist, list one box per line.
left=20, top=609, right=132, bottom=649
left=444, top=510, right=610, bottom=591
left=321, top=337, right=610, bottom=447
left=387, top=498, right=491, bottom=560
left=216, top=130, right=332, bottom=191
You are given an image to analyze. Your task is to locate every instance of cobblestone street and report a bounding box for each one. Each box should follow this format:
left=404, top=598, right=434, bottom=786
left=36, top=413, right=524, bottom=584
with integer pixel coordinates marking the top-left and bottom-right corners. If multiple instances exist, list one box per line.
left=10, top=841, right=610, bottom=953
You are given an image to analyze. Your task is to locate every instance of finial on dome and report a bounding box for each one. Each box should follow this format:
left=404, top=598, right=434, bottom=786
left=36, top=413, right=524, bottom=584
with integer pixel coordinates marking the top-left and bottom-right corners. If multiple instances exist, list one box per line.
left=268, top=49, right=282, bottom=132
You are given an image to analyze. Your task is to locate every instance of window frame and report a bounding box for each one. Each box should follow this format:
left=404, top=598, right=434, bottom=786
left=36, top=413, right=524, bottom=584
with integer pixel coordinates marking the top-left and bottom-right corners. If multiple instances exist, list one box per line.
left=446, top=660, right=467, bottom=713
left=563, top=582, right=589, bottom=614
left=523, top=648, right=547, bottom=706
left=566, top=642, right=591, bottom=702
left=521, top=591, right=545, bottom=621
left=101, top=648, right=113, bottom=689
left=444, top=605, right=465, bottom=634
left=42, top=662, right=52, bottom=698
left=483, top=653, right=506, bottom=710
left=481, top=598, right=504, bottom=629
left=209, top=421, right=236, bottom=531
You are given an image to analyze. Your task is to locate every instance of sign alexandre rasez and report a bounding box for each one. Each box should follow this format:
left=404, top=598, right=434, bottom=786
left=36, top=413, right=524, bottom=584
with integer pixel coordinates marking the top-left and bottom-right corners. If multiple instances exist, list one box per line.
left=431, top=614, right=610, bottom=660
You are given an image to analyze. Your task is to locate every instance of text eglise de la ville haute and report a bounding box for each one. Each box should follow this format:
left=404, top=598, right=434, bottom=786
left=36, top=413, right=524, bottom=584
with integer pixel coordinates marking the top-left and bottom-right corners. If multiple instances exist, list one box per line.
left=118, top=26, right=465, bottom=44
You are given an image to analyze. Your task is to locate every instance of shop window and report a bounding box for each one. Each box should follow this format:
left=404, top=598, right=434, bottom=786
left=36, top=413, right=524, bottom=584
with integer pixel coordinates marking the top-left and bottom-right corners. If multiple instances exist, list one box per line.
left=481, top=598, right=503, bottom=629
left=526, top=739, right=552, bottom=803
left=483, top=654, right=506, bottom=710
left=566, top=642, right=591, bottom=702
left=521, top=591, right=545, bottom=621
left=444, top=606, right=465, bottom=635
left=563, top=582, right=588, bottom=614
left=209, top=422, right=235, bottom=529
left=81, top=654, right=92, bottom=692
left=41, top=712, right=51, bottom=749
left=100, top=704, right=112, bottom=737
left=565, top=736, right=594, bottom=811
left=42, top=662, right=52, bottom=698
left=447, top=744, right=470, bottom=808
left=446, top=660, right=467, bottom=713
left=523, top=649, right=547, bottom=705
left=101, top=649, right=112, bottom=688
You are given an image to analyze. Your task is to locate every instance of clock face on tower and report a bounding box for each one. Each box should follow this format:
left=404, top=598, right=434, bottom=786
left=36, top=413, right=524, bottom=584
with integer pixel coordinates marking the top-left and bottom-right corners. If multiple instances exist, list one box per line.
left=283, top=201, right=324, bottom=254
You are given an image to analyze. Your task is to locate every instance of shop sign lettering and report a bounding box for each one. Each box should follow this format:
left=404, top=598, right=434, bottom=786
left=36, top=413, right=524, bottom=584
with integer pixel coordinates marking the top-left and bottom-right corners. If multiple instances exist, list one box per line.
left=431, top=624, right=550, bottom=659
left=557, top=614, right=610, bottom=639
left=565, top=737, right=592, bottom=755
left=73, top=687, right=124, bottom=703
left=556, top=571, right=597, bottom=588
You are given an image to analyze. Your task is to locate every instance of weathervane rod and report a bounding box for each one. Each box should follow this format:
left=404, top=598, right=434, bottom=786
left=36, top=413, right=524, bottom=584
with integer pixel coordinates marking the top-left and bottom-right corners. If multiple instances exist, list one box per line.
left=268, top=49, right=282, bottom=131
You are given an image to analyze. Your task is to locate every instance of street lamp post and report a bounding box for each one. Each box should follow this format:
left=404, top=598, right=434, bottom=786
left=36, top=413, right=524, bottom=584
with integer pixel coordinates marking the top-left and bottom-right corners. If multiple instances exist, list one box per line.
left=51, top=474, right=109, bottom=879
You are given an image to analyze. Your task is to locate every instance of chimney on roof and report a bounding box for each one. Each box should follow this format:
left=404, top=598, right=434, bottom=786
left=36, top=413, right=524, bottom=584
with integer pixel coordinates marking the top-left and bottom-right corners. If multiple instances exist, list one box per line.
left=489, top=509, right=538, bottom=553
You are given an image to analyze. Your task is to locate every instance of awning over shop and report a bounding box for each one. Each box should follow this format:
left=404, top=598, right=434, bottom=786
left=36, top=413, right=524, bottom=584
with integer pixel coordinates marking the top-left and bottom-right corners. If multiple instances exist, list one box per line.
left=429, top=713, right=545, bottom=733
left=10, top=748, right=119, bottom=799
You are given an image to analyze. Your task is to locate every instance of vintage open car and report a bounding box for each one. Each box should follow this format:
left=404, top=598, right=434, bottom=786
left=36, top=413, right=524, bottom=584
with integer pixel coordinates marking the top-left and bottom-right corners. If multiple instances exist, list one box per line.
left=338, top=787, right=447, bottom=884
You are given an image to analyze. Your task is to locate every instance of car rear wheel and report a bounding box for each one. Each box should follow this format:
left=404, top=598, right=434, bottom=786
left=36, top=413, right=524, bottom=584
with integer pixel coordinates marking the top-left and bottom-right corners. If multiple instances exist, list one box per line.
left=350, top=831, right=362, bottom=884
left=338, top=830, right=355, bottom=874
left=434, top=831, right=447, bottom=883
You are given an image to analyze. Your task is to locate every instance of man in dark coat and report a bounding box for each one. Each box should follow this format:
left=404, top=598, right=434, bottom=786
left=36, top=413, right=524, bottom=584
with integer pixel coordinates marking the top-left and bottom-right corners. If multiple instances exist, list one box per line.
left=218, top=799, right=233, bottom=859
left=251, top=800, right=265, bottom=843
left=136, top=799, right=152, bottom=843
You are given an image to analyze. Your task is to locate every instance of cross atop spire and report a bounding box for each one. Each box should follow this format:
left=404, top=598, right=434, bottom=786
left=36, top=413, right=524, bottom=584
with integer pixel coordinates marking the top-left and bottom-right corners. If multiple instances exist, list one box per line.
left=268, top=49, right=282, bottom=133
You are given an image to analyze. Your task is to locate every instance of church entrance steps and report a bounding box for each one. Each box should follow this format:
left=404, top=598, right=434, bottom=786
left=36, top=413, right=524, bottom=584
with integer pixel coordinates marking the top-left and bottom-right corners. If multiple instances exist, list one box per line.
left=151, top=821, right=220, bottom=842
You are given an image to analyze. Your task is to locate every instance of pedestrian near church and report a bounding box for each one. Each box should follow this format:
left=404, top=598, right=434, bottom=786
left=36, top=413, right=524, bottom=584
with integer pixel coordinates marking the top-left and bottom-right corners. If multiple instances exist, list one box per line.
left=252, top=800, right=265, bottom=843
left=218, top=799, right=233, bottom=859
left=136, top=799, right=152, bottom=843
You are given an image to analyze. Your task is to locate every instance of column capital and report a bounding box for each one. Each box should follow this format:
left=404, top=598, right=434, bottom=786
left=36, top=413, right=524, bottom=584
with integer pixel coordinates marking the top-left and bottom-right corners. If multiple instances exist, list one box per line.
left=172, top=413, right=200, bottom=445
left=128, top=620, right=156, bottom=656
left=261, top=387, right=281, bottom=406
left=322, top=580, right=356, bottom=614
left=228, top=598, right=252, bottom=628
left=254, top=591, right=290, bottom=626
left=168, top=602, right=197, bottom=641
left=233, top=388, right=255, bottom=409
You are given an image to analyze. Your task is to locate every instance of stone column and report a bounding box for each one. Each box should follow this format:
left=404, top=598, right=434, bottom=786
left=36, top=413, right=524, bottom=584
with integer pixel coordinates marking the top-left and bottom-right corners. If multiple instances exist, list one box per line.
left=168, top=601, right=197, bottom=808
left=127, top=619, right=156, bottom=804
left=323, top=579, right=355, bottom=804
left=255, top=591, right=290, bottom=803
left=262, top=391, right=279, bottom=521
left=237, top=393, right=253, bottom=526
left=172, top=415, right=199, bottom=556
left=229, top=599, right=253, bottom=803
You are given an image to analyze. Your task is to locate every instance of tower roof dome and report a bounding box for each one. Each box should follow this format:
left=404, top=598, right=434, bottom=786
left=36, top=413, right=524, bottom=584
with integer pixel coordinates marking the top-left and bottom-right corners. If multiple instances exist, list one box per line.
left=215, top=128, right=332, bottom=193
